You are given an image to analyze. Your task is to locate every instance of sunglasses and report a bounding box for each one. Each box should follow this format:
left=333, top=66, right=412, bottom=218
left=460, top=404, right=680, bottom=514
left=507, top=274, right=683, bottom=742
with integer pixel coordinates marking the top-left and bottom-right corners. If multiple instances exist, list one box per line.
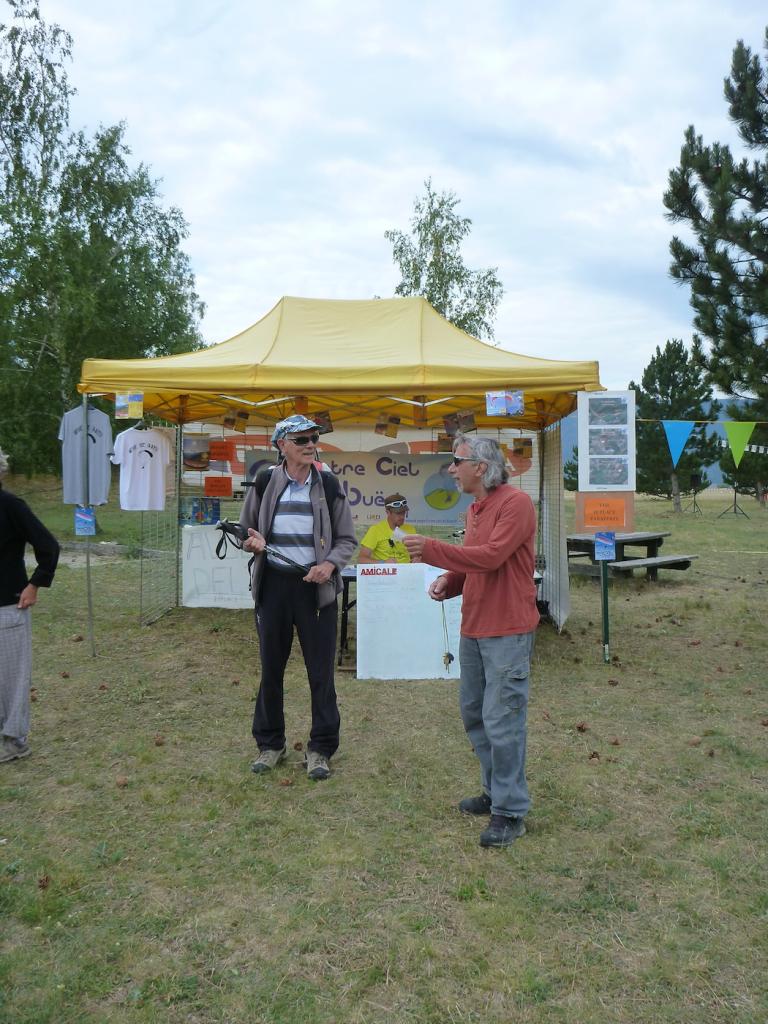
left=385, top=500, right=409, bottom=509
left=452, top=455, right=481, bottom=466
left=286, top=434, right=320, bottom=446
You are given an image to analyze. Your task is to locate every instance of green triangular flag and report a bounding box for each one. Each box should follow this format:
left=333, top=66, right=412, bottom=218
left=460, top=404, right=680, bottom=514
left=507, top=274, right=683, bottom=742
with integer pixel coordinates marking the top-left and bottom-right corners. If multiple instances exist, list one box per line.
left=723, top=421, right=756, bottom=467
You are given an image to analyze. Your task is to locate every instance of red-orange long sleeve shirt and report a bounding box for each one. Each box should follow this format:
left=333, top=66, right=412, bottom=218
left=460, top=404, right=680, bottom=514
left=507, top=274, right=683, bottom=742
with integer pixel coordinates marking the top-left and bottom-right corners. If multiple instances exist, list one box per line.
left=422, top=485, right=539, bottom=638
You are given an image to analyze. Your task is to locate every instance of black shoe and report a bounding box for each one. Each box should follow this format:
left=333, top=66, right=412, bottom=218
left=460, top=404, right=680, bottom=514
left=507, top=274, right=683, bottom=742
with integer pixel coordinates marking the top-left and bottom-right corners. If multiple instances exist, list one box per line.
left=458, top=793, right=492, bottom=815
left=479, top=814, right=526, bottom=848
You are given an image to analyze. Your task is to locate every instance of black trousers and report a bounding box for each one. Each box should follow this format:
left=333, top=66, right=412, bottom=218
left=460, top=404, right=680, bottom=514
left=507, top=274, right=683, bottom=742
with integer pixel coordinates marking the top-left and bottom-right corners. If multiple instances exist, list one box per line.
left=253, top=567, right=340, bottom=757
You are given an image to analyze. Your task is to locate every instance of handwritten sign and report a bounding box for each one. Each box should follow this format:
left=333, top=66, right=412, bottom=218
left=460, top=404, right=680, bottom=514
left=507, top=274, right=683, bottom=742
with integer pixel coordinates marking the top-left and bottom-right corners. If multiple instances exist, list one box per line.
left=209, top=438, right=235, bottom=461
left=576, top=492, right=634, bottom=531
left=204, top=476, right=233, bottom=498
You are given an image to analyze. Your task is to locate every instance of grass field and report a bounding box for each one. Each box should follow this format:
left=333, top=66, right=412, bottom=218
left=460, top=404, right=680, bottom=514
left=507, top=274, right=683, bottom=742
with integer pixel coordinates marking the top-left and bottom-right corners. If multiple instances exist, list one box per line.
left=1, top=480, right=767, bottom=1023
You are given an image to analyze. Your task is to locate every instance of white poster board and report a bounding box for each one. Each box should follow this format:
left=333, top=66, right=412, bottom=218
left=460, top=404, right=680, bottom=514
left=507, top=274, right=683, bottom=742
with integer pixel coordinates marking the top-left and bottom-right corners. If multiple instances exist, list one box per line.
left=182, top=525, right=253, bottom=608
left=356, top=564, right=462, bottom=680
left=577, top=390, right=636, bottom=491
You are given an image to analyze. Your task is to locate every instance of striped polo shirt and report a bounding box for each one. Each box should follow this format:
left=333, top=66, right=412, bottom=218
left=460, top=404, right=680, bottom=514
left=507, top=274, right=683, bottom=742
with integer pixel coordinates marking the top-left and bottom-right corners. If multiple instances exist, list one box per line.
left=267, top=468, right=316, bottom=572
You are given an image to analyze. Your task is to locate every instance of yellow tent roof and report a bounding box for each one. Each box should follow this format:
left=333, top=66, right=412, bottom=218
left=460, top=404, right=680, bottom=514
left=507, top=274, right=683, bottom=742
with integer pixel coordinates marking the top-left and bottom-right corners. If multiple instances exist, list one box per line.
left=78, top=295, right=602, bottom=430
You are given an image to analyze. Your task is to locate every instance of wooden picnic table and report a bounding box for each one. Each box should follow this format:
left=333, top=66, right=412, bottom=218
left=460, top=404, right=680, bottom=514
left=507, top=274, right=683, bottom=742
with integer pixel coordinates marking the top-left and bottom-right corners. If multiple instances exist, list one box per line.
left=566, top=531, right=698, bottom=581
left=567, top=531, right=671, bottom=563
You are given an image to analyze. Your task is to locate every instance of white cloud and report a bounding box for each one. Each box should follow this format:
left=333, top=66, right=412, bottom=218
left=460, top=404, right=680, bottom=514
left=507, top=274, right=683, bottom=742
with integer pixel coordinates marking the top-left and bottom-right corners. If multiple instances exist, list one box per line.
left=39, top=0, right=768, bottom=390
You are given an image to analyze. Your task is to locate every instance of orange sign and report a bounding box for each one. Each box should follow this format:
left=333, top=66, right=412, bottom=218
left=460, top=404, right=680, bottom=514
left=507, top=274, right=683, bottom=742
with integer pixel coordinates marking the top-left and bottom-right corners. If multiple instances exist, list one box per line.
left=209, top=438, right=235, bottom=461
left=575, top=491, right=634, bottom=532
left=204, top=476, right=233, bottom=498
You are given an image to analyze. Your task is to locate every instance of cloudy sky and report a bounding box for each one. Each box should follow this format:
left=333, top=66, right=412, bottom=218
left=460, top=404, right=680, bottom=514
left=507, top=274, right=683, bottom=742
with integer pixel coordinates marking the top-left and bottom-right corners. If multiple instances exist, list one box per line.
left=40, top=0, right=768, bottom=389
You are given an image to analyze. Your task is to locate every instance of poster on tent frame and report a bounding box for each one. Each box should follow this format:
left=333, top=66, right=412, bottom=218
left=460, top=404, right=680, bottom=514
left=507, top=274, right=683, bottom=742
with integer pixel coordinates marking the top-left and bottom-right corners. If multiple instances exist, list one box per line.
left=577, top=390, right=636, bottom=492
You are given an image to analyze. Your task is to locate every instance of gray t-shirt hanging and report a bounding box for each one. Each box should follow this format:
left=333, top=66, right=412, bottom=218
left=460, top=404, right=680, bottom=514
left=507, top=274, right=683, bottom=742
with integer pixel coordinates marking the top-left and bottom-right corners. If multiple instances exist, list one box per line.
left=58, top=406, right=113, bottom=505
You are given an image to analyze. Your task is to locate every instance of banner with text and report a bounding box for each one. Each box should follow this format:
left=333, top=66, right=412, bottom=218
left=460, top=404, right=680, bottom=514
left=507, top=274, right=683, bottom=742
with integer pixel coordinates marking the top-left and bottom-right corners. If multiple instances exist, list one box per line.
left=183, top=442, right=539, bottom=525
left=325, top=453, right=473, bottom=526
left=320, top=449, right=538, bottom=525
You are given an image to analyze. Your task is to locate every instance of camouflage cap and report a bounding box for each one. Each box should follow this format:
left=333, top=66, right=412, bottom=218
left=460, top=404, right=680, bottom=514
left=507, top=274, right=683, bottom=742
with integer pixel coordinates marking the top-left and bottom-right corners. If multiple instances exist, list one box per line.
left=270, top=415, right=320, bottom=448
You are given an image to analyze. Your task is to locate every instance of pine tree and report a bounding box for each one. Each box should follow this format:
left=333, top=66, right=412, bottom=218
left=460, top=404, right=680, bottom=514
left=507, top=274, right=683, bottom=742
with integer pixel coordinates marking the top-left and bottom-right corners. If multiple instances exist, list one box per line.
left=563, top=446, right=578, bottom=491
left=663, top=28, right=768, bottom=407
left=629, top=340, right=721, bottom=511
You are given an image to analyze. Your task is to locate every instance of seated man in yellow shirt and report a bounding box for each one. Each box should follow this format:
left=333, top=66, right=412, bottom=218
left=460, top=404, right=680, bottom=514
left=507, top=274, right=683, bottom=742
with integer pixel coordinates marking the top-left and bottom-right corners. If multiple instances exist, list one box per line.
left=358, top=493, right=416, bottom=563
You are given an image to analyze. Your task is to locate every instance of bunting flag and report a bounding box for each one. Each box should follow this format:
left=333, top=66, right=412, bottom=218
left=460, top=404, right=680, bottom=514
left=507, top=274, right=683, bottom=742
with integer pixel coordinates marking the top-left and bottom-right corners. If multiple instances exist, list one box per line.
left=661, top=420, right=695, bottom=467
left=723, top=422, right=757, bottom=467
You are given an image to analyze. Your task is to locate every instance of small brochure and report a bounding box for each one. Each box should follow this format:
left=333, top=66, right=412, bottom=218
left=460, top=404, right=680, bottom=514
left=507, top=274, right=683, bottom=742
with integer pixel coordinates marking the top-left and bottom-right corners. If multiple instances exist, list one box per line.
left=485, top=390, right=525, bottom=416
left=179, top=498, right=221, bottom=525
left=594, top=531, right=616, bottom=561
left=115, top=393, right=144, bottom=419
left=312, top=411, right=333, bottom=434
left=223, top=410, right=249, bottom=432
left=74, top=505, right=96, bottom=536
left=374, top=415, right=401, bottom=438
left=183, top=434, right=210, bottom=471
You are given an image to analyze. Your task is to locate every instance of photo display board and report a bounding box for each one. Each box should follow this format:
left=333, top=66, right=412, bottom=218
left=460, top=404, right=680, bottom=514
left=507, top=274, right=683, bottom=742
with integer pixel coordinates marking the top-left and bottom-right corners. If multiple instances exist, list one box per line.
left=577, top=391, right=636, bottom=492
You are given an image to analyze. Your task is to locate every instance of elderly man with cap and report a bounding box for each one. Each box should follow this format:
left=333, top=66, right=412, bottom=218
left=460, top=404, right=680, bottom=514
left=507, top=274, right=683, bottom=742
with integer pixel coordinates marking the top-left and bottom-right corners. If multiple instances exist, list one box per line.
left=357, top=492, right=416, bottom=564
left=0, top=447, right=60, bottom=764
left=240, top=415, right=356, bottom=780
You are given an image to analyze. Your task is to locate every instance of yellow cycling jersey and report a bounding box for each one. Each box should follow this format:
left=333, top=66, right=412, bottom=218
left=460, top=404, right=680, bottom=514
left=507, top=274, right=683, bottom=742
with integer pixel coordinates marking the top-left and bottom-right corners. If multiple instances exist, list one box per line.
left=359, top=519, right=415, bottom=563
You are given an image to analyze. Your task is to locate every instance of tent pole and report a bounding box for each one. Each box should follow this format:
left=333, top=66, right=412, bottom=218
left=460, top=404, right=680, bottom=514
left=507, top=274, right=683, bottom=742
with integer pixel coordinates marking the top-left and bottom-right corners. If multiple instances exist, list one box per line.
left=536, top=425, right=546, bottom=562
left=82, top=394, right=96, bottom=657
left=175, top=419, right=183, bottom=609
left=175, top=397, right=188, bottom=610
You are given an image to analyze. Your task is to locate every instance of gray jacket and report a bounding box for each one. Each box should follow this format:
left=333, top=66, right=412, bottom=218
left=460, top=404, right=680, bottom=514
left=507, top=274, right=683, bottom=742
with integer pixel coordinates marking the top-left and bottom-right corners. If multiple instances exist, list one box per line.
left=239, top=464, right=356, bottom=610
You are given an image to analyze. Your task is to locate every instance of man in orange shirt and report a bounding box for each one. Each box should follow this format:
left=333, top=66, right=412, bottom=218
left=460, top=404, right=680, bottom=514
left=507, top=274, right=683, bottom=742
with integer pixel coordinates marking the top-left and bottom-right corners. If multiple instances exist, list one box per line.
left=403, top=435, right=538, bottom=848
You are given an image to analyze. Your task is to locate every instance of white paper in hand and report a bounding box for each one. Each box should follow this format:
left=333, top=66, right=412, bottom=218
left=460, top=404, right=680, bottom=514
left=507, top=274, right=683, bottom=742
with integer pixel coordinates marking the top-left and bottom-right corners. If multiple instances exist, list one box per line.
left=423, top=565, right=446, bottom=593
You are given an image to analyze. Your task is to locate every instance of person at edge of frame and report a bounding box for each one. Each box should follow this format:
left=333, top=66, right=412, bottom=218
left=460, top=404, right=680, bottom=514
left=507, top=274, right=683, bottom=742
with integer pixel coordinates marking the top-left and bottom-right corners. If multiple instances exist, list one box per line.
left=357, top=492, right=416, bottom=563
left=0, top=446, right=60, bottom=765
left=240, top=415, right=356, bottom=781
left=403, top=433, right=539, bottom=849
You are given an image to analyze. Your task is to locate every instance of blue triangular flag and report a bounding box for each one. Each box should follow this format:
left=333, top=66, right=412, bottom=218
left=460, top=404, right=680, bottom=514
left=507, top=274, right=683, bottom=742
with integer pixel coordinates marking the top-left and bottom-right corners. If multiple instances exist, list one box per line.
left=662, top=421, right=695, bottom=467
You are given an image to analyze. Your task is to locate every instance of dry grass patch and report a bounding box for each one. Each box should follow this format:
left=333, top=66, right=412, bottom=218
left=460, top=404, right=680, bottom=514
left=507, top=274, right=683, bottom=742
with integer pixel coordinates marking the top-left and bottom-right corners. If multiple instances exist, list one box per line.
left=1, top=490, right=766, bottom=1022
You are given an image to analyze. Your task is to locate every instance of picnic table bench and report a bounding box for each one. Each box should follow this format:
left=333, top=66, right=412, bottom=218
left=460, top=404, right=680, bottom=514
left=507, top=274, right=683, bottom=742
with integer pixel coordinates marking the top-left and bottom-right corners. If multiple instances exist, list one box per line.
left=608, top=553, right=698, bottom=581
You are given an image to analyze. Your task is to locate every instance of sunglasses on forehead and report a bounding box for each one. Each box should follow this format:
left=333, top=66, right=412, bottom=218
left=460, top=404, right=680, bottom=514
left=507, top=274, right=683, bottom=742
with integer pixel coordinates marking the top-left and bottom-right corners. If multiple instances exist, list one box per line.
left=286, top=433, right=320, bottom=446
left=385, top=499, right=409, bottom=509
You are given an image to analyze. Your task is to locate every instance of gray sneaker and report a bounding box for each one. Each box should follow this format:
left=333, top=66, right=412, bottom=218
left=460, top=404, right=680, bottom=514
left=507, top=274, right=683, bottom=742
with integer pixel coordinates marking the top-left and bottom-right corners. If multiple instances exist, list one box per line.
left=0, top=737, right=31, bottom=764
left=305, top=750, right=330, bottom=780
left=250, top=746, right=286, bottom=774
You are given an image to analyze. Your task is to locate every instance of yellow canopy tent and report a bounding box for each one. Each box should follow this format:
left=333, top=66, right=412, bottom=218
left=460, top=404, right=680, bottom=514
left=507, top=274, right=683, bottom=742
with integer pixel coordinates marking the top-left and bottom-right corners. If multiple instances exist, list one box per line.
left=78, top=295, right=600, bottom=631
left=78, top=296, right=602, bottom=429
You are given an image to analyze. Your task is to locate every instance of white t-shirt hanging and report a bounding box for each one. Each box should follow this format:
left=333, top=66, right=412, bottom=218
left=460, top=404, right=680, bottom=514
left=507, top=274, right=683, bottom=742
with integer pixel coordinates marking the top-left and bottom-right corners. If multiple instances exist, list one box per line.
left=111, top=427, right=172, bottom=511
left=58, top=406, right=113, bottom=505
